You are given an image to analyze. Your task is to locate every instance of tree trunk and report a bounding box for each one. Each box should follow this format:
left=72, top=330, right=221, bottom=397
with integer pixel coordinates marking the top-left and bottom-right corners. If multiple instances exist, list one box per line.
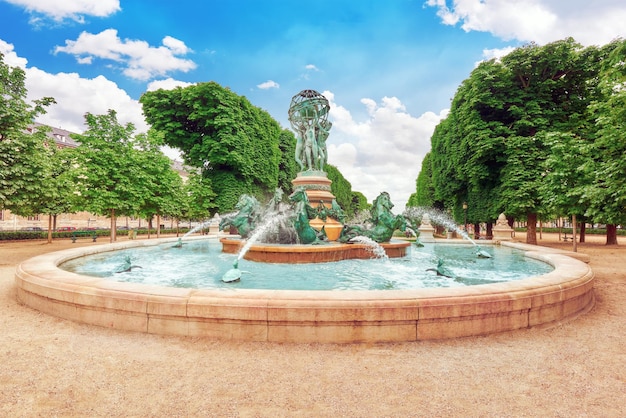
left=572, top=213, right=577, bottom=253
left=486, top=222, right=493, bottom=239
left=579, top=220, right=586, bottom=243
left=156, top=214, right=161, bottom=238
left=606, top=224, right=618, bottom=245
left=526, top=212, right=537, bottom=245
left=110, top=209, right=116, bottom=243
left=473, top=222, right=480, bottom=240
left=47, top=214, right=53, bottom=244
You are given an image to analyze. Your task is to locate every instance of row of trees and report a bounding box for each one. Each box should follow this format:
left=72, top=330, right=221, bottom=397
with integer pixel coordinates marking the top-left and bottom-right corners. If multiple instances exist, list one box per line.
left=1, top=55, right=367, bottom=243
left=408, top=38, right=626, bottom=245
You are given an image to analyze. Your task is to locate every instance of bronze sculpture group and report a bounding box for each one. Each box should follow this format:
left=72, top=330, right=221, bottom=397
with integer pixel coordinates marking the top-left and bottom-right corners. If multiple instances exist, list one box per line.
left=220, top=90, right=407, bottom=245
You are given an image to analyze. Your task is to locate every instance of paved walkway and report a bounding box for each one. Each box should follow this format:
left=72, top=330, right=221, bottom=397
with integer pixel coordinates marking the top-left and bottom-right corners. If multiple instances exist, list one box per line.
left=0, top=233, right=624, bottom=416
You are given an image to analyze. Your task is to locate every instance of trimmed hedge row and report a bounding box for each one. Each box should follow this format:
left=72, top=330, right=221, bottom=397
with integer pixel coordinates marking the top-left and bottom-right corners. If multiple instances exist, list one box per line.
left=0, top=228, right=191, bottom=241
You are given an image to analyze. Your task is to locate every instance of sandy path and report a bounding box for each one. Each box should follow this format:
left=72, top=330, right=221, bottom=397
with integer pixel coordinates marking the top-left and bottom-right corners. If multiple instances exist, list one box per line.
left=0, top=234, right=624, bottom=417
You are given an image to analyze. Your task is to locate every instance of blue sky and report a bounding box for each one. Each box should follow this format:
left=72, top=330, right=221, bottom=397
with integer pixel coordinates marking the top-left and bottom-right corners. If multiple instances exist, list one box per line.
left=1, top=0, right=625, bottom=210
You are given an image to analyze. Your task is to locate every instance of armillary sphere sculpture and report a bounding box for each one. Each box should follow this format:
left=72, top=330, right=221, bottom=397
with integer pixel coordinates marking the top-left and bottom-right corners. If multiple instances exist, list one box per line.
left=288, top=90, right=332, bottom=173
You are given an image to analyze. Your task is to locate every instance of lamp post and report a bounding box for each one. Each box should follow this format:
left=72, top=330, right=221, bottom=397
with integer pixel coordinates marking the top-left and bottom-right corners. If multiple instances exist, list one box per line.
left=462, top=202, right=468, bottom=231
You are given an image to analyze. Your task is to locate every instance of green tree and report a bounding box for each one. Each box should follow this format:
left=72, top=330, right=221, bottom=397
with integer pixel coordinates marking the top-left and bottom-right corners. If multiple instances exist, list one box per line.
left=277, top=129, right=299, bottom=193
left=325, top=164, right=356, bottom=217
left=140, top=82, right=282, bottom=213
left=0, top=53, right=55, bottom=213
left=133, top=129, right=190, bottom=237
left=498, top=38, right=593, bottom=244
left=350, top=191, right=370, bottom=214
left=34, top=145, right=77, bottom=242
left=180, top=172, right=217, bottom=223
left=409, top=152, right=435, bottom=207
left=421, top=38, right=611, bottom=244
left=70, top=110, right=146, bottom=242
left=585, top=39, right=626, bottom=244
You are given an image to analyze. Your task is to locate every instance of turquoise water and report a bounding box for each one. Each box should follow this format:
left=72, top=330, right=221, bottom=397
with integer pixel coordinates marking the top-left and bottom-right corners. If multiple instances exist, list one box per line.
left=59, top=239, right=553, bottom=291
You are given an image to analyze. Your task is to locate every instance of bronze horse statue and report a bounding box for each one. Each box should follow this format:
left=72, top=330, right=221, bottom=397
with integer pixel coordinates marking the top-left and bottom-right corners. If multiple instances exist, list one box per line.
left=340, top=192, right=406, bottom=243
left=288, top=187, right=324, bottom=244
left=218, top=194, right=262, bottom=238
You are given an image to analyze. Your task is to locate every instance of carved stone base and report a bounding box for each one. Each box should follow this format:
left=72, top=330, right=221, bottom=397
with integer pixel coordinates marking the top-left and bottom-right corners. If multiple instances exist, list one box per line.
left=291, top=171, right=335, bottom=208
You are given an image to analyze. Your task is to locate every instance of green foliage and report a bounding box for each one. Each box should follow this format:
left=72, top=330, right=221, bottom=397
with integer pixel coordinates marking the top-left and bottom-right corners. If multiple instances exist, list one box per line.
left=0, top=53, right=55, bottom=213
left=325, top=164, right=356, bottom=216
left=350, top=191, right=370, bottom=213
left=277, top=129, right=299, bottom=193
left=417, top=37, right=625, bottom=240
left=133, top=129, right=189, bottom=221
left=69, top=110, right=144, bottom=219
left=181, top=172, right=217, bottom=221
left=409, top=152, right=435, bottom=207
left=585, top=39, right=626, bottom=226
left=204, top=170, right=254, bottom=214
left=140, top=82, right=282, bottom=212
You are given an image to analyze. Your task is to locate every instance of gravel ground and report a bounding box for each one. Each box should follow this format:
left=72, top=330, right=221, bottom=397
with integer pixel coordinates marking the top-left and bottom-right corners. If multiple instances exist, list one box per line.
left=0, top=233, right=624, bottom=417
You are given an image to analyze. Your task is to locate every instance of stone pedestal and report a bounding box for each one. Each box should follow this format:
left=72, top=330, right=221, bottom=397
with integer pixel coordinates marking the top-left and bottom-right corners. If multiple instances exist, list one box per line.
left=208, top=213, right=221, bottom=235
left=292, top=171, right=335, bottom=208
left=418, top=214, right=436, bottom=243
left=292, top=171, right=344, bottom=240
left=492, top=213, right=514, bottom=241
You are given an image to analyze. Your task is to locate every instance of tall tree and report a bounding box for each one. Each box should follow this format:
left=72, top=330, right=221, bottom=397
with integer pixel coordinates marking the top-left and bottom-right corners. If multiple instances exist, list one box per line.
left=140, top=82, right=282, bottom=213
left=277, top=129, right=299, bottom=194
left=0, top=53, right=55, bottom=212
left=408, top=152, right=435, bottom=207
left=180, top=172, right=217, bottom=223
left=585, top=39, right=626, bottom=244
left=325, top=164, right=356, bottom=217
left=133, top=129, right=190, bottom=237
left=33, top=144, right=77, bottom=243
left=70, top=110, right=145, bottom=242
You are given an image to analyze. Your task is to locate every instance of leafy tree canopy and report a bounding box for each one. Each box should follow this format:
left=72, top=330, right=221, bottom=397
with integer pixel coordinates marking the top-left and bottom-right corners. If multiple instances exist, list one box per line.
left=140, top=82, right=282, bottom=212
left=0, top=53, right=55, bottom=213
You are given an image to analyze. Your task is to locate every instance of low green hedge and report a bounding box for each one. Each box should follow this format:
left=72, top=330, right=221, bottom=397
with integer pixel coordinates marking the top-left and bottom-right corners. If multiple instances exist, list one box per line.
left=0, top=228, right=190, bottom=241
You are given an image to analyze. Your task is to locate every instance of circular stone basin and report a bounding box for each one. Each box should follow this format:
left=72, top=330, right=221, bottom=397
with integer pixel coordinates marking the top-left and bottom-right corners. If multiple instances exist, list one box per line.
left=14, top=236, right=595, bottom=343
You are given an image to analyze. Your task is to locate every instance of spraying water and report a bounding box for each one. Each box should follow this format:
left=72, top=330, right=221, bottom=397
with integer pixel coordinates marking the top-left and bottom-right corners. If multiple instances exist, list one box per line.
left=222, top=213, right=291, bottom=282
left=349, top=236, right=388, bottom=259
left=182, top=220, right=212, bottom=238
left=404, top=207, right=492, bottom=258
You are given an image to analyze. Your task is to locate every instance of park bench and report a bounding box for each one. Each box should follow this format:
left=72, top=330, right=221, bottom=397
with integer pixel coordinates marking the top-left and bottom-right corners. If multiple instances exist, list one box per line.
left=71, top=231, right=98, bottom=243
left=563, top=233, right=574, bottom=242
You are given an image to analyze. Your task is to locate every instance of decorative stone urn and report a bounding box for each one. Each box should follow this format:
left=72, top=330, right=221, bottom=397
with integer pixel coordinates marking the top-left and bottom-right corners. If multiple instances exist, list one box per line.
left=322, top=218, right=343, bottom=242
left=492, top=213, right=514, bottom=241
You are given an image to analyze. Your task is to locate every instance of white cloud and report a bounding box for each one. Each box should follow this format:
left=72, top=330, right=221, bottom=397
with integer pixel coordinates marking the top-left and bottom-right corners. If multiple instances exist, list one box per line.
left=0, top=39, right=28, bottom=68
left=305, top=64, right=320, bottom=71
left=24, top=66, right=148, bottom=134
left=54, top=29, right=197, bottom=81
left=426, top=0, right=626, bottom=46
left=146, top=78, right=194, bottom=92
left=324, top=91, right=447, bottom=211
left=257, top=80, right=280, bottom=90
left=0, top=40, right=146, bottom=134
left=481, top=46, right=515, bottom=61
left=4, top=0, right=120, bottom=24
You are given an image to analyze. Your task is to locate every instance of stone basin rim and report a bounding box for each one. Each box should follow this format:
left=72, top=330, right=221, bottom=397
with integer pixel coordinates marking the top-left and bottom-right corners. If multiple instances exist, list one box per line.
left=14, top=236, right=595, bottom=343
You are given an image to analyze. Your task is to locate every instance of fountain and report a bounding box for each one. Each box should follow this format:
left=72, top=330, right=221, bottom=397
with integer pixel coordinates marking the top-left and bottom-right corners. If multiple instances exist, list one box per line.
left=14, top=90, right=595, bottom=343
left=219, top=89, right=411, bottom=263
